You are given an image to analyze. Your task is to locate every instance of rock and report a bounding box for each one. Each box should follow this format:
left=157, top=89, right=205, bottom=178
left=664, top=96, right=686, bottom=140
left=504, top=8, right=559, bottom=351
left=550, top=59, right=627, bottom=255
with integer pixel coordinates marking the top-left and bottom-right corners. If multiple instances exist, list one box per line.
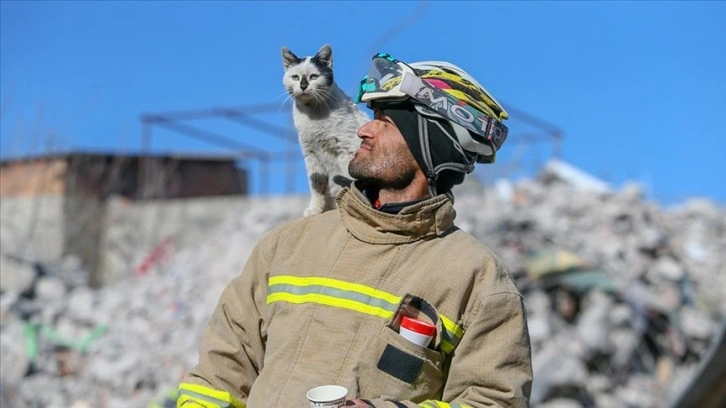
left=648, top=257, right=685, bottom=282
left=35, top=276, right=67, bottom=301
left=679, top=306, right=715, bottom=341
left=0, top=255, right=37, bottom=294
left=0, top=322, right=30, bottom=384
left=576, top=291, right=614, bottom=357
left=531, top=339, right=589, bottom=403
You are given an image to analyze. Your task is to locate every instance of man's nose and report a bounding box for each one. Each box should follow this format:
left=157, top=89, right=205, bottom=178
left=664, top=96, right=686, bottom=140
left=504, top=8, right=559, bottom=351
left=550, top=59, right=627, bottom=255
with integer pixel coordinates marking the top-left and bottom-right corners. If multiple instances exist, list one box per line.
left=357, top=120, right=375, bottom=139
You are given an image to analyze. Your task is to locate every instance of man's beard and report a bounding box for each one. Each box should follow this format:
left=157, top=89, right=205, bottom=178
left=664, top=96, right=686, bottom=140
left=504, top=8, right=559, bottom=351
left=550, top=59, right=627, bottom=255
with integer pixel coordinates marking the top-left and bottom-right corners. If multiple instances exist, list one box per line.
left=348, top=152, right=417, bottom=190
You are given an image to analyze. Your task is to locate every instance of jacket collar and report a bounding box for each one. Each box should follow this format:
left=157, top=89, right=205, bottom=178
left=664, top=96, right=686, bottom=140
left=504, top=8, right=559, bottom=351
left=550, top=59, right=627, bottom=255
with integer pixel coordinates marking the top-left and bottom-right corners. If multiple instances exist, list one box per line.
left=337, top=183, right=457, bottom=244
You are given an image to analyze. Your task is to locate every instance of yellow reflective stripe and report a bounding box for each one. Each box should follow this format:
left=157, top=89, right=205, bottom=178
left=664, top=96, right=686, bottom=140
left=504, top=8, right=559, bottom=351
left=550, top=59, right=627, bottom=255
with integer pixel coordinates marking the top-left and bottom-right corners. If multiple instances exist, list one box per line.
left=269, top=275, right=400, bottom=305
left=268, top=275, right=466, bottom=354
left=439, top=314, right=465, bottom=354
left=177, top=383, right=245, bottom=408
left=177, top=395, right=211, bottom=407
left=419, top=402, right=471, bottom=408
left=439, top=314, right=464, bottom=339
left=267, top=292, right=394, bottom=320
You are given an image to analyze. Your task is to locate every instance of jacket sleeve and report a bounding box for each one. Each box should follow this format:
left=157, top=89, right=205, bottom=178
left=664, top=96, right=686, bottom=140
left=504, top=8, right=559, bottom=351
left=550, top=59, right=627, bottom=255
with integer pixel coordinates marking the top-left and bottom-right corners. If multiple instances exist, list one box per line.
left=363, top=291, right=533, bottom=408
left=177, top=232, right=277, bottom=408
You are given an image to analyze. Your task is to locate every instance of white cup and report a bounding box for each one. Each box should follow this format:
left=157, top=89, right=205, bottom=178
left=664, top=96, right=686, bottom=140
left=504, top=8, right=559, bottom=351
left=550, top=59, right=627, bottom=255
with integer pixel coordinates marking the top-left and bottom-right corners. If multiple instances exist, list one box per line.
left=399, top=316, right=435, bottom=347
left=306, top=385, right=348, bottom=408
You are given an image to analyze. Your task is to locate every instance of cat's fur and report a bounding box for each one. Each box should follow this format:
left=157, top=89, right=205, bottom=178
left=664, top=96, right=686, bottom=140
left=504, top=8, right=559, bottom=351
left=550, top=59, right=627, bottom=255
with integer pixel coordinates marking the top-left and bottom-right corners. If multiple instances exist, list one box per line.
left=281, top=44, right=370, bottom=217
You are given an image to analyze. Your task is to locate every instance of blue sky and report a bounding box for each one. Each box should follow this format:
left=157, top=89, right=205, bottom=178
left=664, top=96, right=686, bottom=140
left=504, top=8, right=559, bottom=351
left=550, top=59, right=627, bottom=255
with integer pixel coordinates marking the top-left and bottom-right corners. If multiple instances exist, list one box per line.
left=1, top=1, right=724, bottom=205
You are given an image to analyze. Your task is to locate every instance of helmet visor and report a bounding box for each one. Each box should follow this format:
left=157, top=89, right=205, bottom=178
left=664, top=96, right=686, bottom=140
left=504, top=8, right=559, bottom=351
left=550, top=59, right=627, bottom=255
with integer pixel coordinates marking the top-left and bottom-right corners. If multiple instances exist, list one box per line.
left=355, top=53, right=412, bottom=103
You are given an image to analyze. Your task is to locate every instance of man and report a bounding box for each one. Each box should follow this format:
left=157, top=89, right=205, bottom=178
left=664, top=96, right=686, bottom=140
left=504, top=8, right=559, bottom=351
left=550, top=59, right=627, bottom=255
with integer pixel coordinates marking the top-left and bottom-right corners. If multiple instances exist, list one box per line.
left=178, top=53, right=532, bottom=407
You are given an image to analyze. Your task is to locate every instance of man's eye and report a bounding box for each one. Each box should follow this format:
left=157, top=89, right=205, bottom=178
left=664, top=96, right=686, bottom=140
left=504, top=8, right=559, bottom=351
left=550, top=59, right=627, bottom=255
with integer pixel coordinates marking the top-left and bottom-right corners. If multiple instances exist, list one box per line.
left=309, top=74, right=319, bottom=80
left=292, top=75, right=300, bottom=81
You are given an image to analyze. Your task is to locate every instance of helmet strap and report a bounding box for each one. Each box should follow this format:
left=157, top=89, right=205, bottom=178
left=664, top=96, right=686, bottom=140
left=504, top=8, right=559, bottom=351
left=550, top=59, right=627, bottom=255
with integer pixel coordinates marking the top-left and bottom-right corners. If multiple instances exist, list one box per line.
left=417, top=114, right=439, bottom=197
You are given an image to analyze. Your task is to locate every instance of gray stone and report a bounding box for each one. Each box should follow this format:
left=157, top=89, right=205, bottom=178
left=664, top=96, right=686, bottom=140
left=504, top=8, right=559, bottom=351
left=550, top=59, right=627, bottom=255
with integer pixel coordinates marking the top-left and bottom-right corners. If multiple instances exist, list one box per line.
left=0, top=255, right=37, bottom=294
left=531, top=339, right=588, bottom=403
left=35, top=276, right=67, bottom=301
left=576, top=291, right=613, bottom=356
left=0, top=322, right=30, bottom=384
left=648, top=257, right=685, bottom=281
left=678, top=306, right=715, bottom=340
left=527, top=315, right=552, bottom=347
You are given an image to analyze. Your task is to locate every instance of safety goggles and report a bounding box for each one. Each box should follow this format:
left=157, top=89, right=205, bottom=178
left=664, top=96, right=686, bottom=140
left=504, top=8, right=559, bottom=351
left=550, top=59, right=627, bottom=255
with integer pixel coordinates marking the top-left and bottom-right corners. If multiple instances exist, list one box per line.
left=354, top=53, right=508, bottom=152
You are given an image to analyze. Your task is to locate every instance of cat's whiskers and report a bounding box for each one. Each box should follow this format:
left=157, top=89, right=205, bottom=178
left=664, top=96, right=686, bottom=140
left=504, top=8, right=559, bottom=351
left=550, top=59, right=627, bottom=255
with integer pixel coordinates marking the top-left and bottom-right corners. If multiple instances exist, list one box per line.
left=277, top=92, right=294, bottom=110
left=313, top=89, right=333, bottom=111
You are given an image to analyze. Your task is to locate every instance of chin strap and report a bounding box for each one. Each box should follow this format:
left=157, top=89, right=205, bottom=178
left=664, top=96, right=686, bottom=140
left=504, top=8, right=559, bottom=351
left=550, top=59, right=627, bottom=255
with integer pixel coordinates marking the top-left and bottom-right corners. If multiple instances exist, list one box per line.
left=417, top=112, right=477, bottom=197
left=417, top=114, right=439, bottom=197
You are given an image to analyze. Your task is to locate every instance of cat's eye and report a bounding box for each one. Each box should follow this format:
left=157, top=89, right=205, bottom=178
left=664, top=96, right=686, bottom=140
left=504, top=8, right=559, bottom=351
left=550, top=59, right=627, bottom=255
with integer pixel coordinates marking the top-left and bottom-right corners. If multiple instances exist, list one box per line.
left=291, top=75, right=300, bottom=81
left=309, top=74, right=319, bottom=80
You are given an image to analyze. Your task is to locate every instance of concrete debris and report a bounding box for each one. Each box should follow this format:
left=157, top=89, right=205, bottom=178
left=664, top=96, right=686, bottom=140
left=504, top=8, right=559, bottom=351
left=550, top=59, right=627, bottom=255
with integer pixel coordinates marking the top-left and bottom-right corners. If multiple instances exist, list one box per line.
left=539, top=159, right=612, bottom=194
left=1, top=162, right=724, bottom=408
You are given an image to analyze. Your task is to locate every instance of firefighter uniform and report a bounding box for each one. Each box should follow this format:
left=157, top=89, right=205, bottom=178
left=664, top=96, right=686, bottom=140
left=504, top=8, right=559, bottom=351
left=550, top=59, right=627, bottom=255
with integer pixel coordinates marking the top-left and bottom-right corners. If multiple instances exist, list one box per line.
left=179, top=184, right=532, bottom=408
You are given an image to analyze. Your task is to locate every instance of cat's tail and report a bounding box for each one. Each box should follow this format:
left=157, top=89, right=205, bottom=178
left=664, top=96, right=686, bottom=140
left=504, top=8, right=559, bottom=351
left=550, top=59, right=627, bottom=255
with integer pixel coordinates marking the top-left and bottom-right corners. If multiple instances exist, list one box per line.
left=333, top=175, right=353, bottom=188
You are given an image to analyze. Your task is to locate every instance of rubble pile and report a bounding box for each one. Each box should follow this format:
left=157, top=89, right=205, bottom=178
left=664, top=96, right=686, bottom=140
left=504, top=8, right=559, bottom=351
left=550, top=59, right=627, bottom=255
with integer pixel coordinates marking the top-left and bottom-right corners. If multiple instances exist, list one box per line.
left=1, top=164, right=724, bottom=408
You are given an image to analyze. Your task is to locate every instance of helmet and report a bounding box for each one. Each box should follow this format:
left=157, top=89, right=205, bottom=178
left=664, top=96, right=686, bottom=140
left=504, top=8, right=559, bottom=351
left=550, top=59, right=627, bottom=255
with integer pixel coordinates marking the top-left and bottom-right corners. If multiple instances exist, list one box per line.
left=354, top=53, right=509, bottom=165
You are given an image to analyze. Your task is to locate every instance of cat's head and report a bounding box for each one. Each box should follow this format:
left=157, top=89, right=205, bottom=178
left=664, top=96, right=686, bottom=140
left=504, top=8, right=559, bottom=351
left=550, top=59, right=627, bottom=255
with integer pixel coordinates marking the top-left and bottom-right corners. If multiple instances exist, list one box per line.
left=281, top=44, right=335, bottom=105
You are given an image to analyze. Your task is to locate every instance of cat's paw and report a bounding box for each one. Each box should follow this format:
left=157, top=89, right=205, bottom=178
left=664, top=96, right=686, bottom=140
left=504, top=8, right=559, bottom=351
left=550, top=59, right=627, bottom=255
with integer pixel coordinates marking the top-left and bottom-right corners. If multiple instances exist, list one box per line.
left=304, top=207, right=324, bottom=217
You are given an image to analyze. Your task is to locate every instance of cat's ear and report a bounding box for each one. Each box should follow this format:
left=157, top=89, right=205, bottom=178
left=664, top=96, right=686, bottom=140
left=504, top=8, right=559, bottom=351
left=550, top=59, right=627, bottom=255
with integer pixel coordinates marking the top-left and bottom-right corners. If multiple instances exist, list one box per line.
left=316, top=44, right=333, bottom=69
left=281, top=46, right=300, bottom=69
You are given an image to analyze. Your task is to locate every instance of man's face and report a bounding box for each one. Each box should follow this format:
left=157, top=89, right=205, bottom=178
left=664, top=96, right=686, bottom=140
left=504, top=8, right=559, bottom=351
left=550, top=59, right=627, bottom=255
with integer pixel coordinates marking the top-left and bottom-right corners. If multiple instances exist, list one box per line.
left=348, top=109, right=421, bottom=190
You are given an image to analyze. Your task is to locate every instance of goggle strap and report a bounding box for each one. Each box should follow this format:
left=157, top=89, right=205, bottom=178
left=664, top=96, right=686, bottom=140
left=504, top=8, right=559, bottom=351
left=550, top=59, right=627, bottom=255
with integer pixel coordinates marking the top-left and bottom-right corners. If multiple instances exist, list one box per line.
left=400, top=73, right=492, bottom=139
left=415, top=104, right=486, bottom=160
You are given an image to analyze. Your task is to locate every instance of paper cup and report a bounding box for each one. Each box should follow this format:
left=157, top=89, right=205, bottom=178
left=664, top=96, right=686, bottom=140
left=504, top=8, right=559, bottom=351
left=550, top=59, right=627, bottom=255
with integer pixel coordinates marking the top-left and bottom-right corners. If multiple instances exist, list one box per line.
left=306, top=385, right=348, bottom=408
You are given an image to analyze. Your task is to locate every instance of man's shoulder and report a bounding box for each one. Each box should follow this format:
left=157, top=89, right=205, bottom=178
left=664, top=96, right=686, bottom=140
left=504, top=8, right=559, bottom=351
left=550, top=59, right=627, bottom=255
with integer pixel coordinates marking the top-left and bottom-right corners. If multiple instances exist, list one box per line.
left=443, top=226, right=519, bottom=294
left=264, top=209, right=343, bottom=239
left=445, top=225, right=496, bottom=253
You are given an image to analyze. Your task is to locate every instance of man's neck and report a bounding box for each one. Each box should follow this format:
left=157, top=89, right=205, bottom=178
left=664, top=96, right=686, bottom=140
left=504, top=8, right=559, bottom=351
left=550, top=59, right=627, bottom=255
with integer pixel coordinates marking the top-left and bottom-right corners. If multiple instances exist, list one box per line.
left=377, top=188, right=431, bottom=206
left=375, top=172, right=431, bottom=206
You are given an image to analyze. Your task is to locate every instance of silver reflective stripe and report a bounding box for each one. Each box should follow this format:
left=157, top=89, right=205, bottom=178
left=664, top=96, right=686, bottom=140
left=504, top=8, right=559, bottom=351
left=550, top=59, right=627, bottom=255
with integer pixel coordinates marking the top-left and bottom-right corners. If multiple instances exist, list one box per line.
left=178, top=389, right=233, bottom=407
left=267, top=283, right=399, bottom=313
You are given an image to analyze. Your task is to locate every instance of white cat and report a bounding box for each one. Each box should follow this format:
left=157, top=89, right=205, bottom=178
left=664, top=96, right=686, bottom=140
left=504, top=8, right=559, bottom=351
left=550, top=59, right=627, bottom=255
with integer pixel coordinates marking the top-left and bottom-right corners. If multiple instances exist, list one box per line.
left=281, top=44, right=370, bottom=217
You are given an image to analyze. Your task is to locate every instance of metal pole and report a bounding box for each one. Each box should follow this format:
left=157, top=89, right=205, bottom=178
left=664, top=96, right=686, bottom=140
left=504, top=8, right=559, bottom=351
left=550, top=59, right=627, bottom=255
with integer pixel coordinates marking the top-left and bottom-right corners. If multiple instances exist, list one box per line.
left=140, top=121, right=152, bottom=200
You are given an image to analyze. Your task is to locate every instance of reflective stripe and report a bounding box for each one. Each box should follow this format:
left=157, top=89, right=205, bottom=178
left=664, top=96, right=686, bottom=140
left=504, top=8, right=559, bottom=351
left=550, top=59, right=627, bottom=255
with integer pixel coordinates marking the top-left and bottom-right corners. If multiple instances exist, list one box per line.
left=439, top=315, right=465, bottom=354
left=177, top=383, right=245, bottom=408
left=177, top=395, right=212, bottom=408
left=419, top=401, right=471, bottom=408
left=267, top=276, right=464, bottom=354
left=268, top=275, right=400, bottom=304
left=267, top=292, right=395, bottom=320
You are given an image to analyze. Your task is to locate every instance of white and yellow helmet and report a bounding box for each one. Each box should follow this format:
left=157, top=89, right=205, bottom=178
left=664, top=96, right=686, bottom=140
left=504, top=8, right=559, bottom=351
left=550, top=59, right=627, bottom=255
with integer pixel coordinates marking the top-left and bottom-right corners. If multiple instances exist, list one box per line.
left=355, top=52, right=509, bottom=165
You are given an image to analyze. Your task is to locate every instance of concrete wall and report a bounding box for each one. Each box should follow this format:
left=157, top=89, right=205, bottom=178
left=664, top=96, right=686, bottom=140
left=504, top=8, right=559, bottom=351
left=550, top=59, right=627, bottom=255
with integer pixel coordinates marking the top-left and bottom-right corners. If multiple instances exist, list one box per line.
left=99, top=195, right=252, bottom=286
left=0, top=154, right=250, bottom=286
left=0, top=195, right=65, bottom=263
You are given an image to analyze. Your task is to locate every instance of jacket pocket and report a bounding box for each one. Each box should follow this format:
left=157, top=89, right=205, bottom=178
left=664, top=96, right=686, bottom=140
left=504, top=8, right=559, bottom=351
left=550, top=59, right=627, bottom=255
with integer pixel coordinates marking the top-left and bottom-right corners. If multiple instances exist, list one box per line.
left=357, top=296, right=446, bottom=402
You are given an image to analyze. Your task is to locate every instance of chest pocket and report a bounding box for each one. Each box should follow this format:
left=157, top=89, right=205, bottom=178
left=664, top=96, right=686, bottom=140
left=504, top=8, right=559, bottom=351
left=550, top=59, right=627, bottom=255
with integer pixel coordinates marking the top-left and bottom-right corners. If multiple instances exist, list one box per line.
left=357, top=295, right=448, bottom=402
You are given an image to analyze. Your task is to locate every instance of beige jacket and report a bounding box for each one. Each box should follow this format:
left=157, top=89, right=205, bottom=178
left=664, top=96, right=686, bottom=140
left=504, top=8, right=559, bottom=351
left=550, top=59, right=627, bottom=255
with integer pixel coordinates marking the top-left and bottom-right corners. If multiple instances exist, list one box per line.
left=179, top=185, right=532, bottom=408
